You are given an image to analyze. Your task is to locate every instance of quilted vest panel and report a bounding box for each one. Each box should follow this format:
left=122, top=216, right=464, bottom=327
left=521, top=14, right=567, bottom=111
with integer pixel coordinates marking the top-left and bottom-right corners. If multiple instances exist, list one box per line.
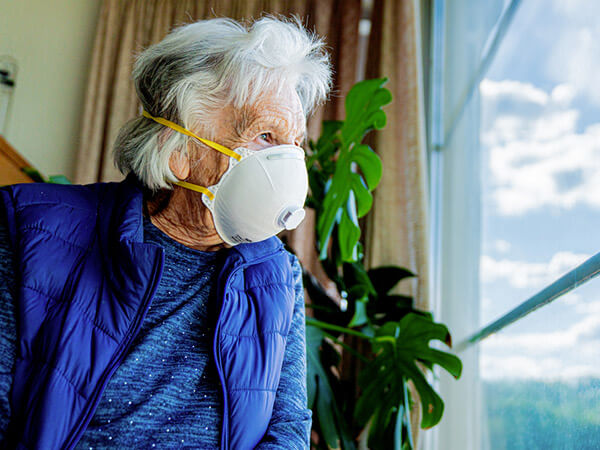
left=0, top=177, right=296, bottom=450
left=214, top=245, right=296, bottom=449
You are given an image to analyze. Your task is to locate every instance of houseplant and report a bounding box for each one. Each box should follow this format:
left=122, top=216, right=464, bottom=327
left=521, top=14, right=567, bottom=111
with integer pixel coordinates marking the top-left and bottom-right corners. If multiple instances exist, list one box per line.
left=300, top=78, right=462, bottom=449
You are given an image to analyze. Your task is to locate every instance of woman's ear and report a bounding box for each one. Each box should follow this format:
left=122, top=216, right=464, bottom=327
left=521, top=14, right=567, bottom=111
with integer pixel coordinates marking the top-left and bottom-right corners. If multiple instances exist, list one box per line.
left=159, top=128, right=190, bottom=180
left=169, top=150, right=190, bottom=180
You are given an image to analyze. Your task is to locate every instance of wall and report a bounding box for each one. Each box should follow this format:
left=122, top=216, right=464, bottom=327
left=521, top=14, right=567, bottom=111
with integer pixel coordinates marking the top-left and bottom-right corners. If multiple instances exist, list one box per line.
left=0, top=0, right=102, bottom=180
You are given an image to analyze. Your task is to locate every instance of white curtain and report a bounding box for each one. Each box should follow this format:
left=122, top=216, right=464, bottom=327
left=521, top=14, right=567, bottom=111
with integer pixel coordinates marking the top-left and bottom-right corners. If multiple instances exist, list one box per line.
left=421, top=1, right=507, bottom=450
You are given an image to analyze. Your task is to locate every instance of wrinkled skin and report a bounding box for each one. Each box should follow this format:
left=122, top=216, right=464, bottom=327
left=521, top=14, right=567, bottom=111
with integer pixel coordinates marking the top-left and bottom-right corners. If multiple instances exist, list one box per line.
left=148, top=86, right=307, bottom=251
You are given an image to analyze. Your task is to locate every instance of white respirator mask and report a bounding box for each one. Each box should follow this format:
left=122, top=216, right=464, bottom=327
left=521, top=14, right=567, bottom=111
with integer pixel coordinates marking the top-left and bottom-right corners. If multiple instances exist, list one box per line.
left=142, top=111, right=308, bottom=246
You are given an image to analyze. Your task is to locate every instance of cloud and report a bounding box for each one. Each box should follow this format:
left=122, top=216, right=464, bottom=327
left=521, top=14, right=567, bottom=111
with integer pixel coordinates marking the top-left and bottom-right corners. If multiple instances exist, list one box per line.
left=483, top=313, right=599, bottom=353
left=572, top=298, right=600, bottom=315
left=546, top=0, right=600, bottom=106
left=481, top=251, right=589, bottom=289
left=481, top=79, right=600, bottom=216
left=493, top=239, right=511, bottom=253
left=476, top=1, right=600, bottom=382
left=480, top=311, right=600, bottom=380
left=481, top=354, right=600, bottom=380
left=483, top=239, right=511, bottom=257
left=480, top=79, right=548, bottom=106
left=481, top=296, right=494, bottom=318
left=551, top=84, right=576, bottom=106
left=481, top=354, right=562, bottom=380
left=551, top=0, right=600, bottom=16
left=560, top=292, right=582, bottom=306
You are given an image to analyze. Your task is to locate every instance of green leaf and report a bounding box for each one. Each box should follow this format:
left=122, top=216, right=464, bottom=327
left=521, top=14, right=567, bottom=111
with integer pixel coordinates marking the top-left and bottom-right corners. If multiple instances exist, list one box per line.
left=341, top=78, right=392, bottom=147
left=313, top=80, right=390, bottom=261
left=306, top=324, right=356, bottom=450
left=304, top=78, right=463, bottom=449
left=367, top=294, right=415, bottom=327
left=337, top=190, right=361, bottom=263
left=21, top=167, right=46, bottom=182
left=399, top=379, right=414, bottom=450
left=308, top=120, right=344, bottom=169
left=350, top=145, right=383, bottom=191
left=368, top=266, right=416, bottom=297
left=306, top=326, right=341, bottom=447
left=337, top=210, right=359, bottom=262
left=355, top=313, right=462, bottom=446
left=348, top=298, right=368, bottom=327
left=344, top=262, right=376, bottom=299
left=307, top=166, right=326, bottom=210
left=317, top=173, right=348, bottom=259
left=317, top=120, right=344, bottom=149
left=48, top=175, right=71, bottom=184
left=354, top=353, right=395, bottom=424
left=394, top=398, right=405, bottom=450
left=303, top=270, right=352, bottom=328
left=19, top=168, right=71, bottom=184
left=371, top=383, right=402, bottom=446
left=349, top=173, right=373, bottom=218
left=311, top=80, right=391, bottom=262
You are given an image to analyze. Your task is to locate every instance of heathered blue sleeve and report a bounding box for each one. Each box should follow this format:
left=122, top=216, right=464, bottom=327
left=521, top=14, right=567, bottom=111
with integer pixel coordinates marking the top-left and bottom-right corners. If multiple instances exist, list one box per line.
left=0, top=206, right=17, bottom=440
left=255, top=254, right=312, bottom=449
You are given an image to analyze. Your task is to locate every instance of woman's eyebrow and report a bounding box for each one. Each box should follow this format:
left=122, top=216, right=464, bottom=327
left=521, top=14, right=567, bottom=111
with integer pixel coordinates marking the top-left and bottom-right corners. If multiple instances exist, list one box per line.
left=233, top=111, right=253, bottom=138
left=244, top=118, right=301, bottom=137
left=234, top=105, right=307, bottom=141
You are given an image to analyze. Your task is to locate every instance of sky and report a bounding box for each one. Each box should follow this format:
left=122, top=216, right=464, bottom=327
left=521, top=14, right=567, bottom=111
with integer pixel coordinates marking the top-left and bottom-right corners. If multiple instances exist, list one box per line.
left=478, top=0, right=600, bottom=381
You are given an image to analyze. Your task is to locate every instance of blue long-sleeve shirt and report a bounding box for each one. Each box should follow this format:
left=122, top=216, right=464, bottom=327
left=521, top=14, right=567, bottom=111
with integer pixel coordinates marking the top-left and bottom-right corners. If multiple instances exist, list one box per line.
left=0, top=209, right=311, bottom=448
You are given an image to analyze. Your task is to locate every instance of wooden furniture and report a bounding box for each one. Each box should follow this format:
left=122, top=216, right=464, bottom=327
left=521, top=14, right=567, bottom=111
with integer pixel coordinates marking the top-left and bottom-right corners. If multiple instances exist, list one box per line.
left=0, top=134, right=35, bottom=185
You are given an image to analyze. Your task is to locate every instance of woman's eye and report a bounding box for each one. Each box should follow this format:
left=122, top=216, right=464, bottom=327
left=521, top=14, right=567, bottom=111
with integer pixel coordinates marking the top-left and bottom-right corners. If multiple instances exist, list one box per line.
left=258, top=132, right=272, bottom=143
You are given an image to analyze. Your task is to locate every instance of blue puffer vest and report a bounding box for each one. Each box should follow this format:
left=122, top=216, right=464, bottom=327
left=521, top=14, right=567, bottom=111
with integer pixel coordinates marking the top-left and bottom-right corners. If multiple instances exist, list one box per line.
left=0, top=175, right=296, bottom=450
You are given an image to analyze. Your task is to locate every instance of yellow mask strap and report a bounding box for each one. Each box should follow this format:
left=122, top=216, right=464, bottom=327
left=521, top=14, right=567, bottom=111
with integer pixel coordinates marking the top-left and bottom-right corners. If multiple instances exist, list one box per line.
left=173, top=180, right=215, bottom=201
left=142, top=110, right=242, bottom=162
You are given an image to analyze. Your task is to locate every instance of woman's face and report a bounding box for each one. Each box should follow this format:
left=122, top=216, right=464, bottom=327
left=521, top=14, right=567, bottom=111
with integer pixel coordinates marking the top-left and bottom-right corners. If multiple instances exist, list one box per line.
left=225, top=85, right=307, bottom=151
left=186, top=86, right=307, bottom=187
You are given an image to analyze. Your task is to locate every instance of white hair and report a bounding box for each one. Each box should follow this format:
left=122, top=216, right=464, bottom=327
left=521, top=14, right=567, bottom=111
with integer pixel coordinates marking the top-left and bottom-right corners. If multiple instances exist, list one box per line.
left=114, top=16, right=332, bottom=190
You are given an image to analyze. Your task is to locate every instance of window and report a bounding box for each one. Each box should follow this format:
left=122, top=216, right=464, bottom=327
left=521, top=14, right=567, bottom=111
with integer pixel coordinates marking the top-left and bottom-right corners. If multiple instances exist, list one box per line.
left=479, top=1, right=600, bottom=448
left=424, top=1, right=600, bottom=449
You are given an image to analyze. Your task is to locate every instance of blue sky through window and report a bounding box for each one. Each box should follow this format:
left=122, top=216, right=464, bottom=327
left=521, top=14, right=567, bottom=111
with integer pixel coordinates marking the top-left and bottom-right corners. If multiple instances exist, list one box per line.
left=479, top=0, right=600, bottom=381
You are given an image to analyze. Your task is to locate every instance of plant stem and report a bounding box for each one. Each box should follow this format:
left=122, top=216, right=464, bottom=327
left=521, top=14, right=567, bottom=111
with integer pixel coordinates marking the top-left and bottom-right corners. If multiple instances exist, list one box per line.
left=322, top=330, right=370, bottom=363
left=306, top=317, right=371, bottom=340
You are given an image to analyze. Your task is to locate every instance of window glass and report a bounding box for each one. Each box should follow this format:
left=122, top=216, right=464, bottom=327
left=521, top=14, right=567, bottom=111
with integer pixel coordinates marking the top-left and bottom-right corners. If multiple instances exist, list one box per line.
left=479, top=0, right=600, bottom=447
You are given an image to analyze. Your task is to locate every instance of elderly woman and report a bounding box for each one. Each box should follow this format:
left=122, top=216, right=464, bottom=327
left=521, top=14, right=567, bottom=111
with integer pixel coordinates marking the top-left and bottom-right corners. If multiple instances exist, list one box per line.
left=0, top=16, right=331, bottom=449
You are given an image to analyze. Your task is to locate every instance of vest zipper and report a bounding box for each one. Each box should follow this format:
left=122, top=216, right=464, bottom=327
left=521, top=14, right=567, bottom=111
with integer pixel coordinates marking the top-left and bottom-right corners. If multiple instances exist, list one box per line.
left=62, top=250, right=165, bottom=450
left=213, top=249, right=285, bottom=450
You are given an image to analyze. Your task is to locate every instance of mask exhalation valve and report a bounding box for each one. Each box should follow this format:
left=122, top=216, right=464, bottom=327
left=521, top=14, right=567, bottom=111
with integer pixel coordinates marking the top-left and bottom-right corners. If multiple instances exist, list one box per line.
left=278, top=207, right=305, bottom=230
